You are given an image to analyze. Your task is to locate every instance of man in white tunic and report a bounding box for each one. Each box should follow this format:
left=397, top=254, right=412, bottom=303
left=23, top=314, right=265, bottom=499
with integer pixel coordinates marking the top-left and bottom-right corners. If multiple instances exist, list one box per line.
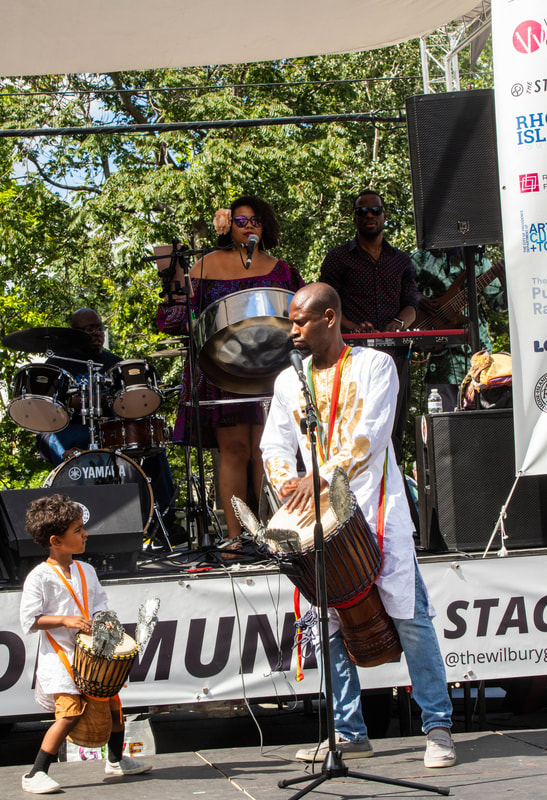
left=260, top=282, right=455, bottom=768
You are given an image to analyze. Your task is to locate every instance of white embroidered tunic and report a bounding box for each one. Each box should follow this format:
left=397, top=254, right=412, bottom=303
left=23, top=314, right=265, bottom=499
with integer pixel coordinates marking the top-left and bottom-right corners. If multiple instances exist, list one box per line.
left=261, top=346, right=422, bottom=620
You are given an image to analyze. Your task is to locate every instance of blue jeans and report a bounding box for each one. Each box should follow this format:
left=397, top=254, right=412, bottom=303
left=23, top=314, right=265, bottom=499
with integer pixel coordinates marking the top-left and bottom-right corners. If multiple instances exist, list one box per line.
left=326, top=564, right=452, bottom=741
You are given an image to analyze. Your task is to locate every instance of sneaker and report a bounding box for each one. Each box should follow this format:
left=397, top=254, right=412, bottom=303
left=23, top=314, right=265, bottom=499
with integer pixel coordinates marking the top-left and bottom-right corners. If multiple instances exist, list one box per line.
left=295, top=735, right=374, bottom=762
left=104, top=755, right=153, bottom=776
left=21, top=771, right=61, bottom=794
left=424, top=728, right=456, bottom=768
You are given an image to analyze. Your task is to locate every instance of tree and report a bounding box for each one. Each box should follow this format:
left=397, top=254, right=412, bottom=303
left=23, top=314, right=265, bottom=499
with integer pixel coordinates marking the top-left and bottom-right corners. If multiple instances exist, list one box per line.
left=0, top=43, right=502, bottom=489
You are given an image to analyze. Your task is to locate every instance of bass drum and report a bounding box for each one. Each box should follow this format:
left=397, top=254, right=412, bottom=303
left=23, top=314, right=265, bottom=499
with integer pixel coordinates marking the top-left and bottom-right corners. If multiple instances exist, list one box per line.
left=44, top=449, right=153, bottom=533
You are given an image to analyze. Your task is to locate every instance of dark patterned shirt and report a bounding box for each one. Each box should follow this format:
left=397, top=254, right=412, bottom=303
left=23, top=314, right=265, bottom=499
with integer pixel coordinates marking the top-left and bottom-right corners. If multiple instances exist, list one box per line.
left=320, top=236, right=418, bottom=330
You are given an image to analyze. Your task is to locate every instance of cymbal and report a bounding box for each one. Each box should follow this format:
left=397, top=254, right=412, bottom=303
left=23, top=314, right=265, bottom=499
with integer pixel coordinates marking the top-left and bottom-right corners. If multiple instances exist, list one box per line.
left=2, top=326, right=92, bottom=354
left=149, top=347, right=188, bottom=358
left=156, top=336, right=189, bottom=346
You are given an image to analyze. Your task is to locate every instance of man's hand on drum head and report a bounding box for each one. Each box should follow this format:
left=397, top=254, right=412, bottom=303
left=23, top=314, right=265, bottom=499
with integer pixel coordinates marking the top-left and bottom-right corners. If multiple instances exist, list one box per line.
left=279, top=475, right=328, bottom=514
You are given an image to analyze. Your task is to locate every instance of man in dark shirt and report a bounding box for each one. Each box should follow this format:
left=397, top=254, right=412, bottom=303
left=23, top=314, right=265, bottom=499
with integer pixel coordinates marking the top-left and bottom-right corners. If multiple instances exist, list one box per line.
left=320, top=190, right=419, bottom=461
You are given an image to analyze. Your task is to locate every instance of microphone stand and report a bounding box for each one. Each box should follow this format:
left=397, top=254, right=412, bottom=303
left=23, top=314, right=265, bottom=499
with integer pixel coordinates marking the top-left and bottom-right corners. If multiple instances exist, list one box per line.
left=150, top=239, right=218, bottom=550
left=279, top=358, right=449, bottom=799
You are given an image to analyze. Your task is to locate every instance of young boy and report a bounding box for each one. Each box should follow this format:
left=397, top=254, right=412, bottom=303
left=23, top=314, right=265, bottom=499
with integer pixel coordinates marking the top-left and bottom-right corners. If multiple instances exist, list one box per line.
left=20, top=493, right=152, bottom=794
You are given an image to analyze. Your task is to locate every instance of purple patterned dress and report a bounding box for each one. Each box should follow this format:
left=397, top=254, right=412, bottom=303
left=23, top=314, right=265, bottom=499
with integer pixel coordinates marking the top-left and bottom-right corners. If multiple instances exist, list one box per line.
left=157, top=260, right=305, bottom=447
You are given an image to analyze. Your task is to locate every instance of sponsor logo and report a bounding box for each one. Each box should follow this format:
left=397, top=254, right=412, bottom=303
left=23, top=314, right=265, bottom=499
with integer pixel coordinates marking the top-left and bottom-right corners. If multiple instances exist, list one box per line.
left=513, top=20, right=546, bottom=55
left=67, top=464, right=127, bottom=481
left=509, top=80, right=547, bottom=98
left=516, top=112, right=547, bottom=145
left=520, top=173, right=540, bottom=192
left=534, top=373, right=547, bottom=412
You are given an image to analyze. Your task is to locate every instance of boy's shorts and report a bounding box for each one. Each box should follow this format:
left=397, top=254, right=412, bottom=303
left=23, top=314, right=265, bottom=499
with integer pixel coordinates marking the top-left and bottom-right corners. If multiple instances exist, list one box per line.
left=54, top=693, right=119, bottom=719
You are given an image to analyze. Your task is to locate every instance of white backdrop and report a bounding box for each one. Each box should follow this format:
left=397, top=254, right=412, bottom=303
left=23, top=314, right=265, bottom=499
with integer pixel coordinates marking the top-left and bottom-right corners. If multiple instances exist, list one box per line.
left=492, top=2, right=547, bottom=475
left=0, top=1, right=479, bottom=78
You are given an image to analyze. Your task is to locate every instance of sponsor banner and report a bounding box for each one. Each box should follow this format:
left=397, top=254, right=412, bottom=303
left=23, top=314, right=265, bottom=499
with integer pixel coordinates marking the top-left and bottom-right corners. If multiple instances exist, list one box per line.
left=1, top=559, right=547, bottom=717
left=492, top=2, right=547, bottom=474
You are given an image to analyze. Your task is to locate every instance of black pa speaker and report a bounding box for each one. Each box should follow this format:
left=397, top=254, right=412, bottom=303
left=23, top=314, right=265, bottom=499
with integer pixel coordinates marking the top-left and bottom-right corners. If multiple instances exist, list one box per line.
left=406, top=89, right=503, bottom=249
left=415, top=410, right=547, bottom=552
left=0, top=484, right=143, bottom=561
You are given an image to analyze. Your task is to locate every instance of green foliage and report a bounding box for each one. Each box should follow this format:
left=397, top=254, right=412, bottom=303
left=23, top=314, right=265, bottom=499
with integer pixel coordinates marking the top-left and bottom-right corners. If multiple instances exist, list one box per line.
left=0, top=44, right=506, bottom=484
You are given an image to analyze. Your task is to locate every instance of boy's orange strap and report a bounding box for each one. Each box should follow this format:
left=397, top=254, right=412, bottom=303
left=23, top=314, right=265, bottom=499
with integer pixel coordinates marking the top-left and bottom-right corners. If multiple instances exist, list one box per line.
left=47, top=561, right=89, bottom=618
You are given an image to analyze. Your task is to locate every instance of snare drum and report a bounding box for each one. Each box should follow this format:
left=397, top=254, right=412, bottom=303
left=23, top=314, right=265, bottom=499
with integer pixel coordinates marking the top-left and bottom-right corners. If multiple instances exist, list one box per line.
left=106, top=359, right=162, bottom=419
left=99, top=415, right=168, bottom=456
left=72, top=632, right=138, bottom=698
left=265, top=490, right=382, bottom=608
left=8, top=363, right=76, bottom=433
left=44, top=449, right=154, bottom=533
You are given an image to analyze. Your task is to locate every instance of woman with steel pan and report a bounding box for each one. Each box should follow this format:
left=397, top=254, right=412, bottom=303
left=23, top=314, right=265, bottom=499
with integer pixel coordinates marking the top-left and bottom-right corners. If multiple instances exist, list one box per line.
left=157, top=195, right=304, bottom=553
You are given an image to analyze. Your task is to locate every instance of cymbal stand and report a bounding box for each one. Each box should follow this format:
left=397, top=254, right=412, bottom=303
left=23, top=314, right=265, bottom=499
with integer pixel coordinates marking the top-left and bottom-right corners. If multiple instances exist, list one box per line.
left=152, top=239, right=218, bottom=551
left=278, top=361, right=449, bottom=799
left=49, top=353, right=104, bottom=450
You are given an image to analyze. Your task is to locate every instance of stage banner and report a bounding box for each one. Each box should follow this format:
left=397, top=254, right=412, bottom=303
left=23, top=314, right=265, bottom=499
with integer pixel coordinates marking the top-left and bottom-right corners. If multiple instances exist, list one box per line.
left=2, top=560, right=547, bottom=718
left=492, top=2, right=547, bottom=475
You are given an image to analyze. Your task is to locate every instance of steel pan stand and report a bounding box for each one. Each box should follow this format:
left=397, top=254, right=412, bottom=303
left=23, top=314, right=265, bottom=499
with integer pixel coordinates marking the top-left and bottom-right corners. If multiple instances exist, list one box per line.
left=277, top=358, right=449, bottom=800
left=152, top=239, right=219, bottom=550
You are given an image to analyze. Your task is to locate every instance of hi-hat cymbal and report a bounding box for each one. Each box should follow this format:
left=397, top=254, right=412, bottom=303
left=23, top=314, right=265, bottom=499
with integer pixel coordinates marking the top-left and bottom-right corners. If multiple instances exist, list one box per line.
left=149, top=347, right=188, bottom=358
left=2, top=326, right=92, bottom=354
left=156, top=336, right=189, bottom=346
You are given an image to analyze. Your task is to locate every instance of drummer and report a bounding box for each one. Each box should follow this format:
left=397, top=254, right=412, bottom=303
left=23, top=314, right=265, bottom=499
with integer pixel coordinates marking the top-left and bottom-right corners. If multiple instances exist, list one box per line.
left=260, top=283, right=456, bottom=769
left=36, top=309, right=179, bottom=536
left=156, top=195, right=304, bottom=556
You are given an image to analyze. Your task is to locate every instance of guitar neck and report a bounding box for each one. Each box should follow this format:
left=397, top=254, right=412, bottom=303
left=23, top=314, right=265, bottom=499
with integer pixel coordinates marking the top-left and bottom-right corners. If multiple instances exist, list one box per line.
left=420, top=265, right=498, bottom=330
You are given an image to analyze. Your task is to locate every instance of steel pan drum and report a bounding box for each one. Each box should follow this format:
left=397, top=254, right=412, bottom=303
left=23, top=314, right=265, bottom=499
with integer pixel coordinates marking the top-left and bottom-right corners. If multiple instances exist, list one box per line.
left=196, top=287, right=295, bottom=393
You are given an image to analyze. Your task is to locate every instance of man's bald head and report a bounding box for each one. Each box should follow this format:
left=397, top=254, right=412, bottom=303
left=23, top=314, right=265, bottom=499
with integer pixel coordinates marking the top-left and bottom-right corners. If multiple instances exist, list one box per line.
left=70, top=308, right=101, bottom=329
left=70, top=308, right=105, bottom=354
left=292, top=283, right=342, bottom=318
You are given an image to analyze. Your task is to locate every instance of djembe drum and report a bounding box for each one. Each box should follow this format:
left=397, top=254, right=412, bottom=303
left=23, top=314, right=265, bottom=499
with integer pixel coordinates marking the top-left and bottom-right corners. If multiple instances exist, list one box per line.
left=67, top=632, right=138, bottom=747
left=257, top=487, right=402, bottom=667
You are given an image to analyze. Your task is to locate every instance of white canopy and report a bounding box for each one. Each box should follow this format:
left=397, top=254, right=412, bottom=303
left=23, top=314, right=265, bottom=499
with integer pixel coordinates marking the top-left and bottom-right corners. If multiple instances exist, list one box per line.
left=1, top=0, right=480, bottom=78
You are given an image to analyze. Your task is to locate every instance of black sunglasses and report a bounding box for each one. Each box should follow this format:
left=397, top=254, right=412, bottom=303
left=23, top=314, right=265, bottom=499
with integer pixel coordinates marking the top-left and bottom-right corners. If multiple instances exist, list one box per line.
left=354, top=206, right=384, bottom=217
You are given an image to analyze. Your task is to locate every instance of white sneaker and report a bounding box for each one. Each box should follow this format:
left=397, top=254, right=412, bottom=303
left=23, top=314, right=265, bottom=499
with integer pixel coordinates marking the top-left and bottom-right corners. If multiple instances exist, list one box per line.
left=21, top=771, right=61, bottom=794
left=104, top=755, right=153, bottom=776
left=424, top=728, right=456, bottom=768
left=296, top=735, right=374, bottom=762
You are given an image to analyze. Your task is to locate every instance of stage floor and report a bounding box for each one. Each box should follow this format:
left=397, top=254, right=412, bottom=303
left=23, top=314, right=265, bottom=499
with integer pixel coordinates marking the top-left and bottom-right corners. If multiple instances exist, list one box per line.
left=3, top=727, right=547, bottom=799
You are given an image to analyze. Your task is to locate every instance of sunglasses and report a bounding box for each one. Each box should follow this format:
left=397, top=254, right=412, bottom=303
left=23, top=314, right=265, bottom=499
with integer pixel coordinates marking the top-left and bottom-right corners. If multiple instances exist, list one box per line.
left=233, top=215, right=262, bottom=228
left=77, top=324, right=105, bottom=334
left=354, top=206, right=384, bottom=217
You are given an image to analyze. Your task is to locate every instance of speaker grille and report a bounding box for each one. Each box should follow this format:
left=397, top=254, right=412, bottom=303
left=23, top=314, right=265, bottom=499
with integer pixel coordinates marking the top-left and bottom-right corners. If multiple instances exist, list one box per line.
left=406, top=89, right=503, bottom=249
left=417, top=411, right=547, bottom=552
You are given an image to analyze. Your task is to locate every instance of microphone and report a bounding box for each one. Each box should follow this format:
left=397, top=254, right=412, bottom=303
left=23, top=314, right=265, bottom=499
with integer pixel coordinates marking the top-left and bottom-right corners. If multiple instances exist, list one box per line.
left=245, top=234, right=259, bottom=269
left=289, top=348, right=305, bottom=377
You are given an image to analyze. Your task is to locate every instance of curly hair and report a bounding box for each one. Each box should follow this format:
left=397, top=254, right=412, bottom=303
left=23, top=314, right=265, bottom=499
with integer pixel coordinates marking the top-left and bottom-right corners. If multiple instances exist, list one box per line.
left=25, top=494, right=83, bottom=549
left=216, top=195, right=280, bottom=251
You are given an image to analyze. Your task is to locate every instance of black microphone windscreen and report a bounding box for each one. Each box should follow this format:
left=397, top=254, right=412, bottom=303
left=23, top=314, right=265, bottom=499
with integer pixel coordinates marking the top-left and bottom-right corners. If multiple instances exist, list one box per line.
left=289, top=348, right=304, bottom=373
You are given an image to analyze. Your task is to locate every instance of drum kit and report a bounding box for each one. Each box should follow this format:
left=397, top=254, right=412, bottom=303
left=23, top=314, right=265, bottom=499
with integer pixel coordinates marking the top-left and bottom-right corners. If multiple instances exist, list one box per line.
left=1, top=287, right=296, bottom=549
left=1, top=325, right=179, bottom=540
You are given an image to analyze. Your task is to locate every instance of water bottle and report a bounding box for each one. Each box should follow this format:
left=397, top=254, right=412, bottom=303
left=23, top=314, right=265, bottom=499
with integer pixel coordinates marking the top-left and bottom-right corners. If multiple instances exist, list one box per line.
left=427, top=388, right=443, bottom=415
